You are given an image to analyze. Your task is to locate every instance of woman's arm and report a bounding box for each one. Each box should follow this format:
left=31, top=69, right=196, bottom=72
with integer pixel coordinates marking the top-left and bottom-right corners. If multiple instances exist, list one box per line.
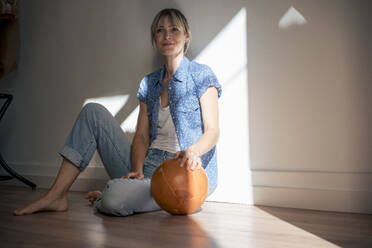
left=122, top=101, right=150, bottom=179
left=175, top=86, right=220, bottom=170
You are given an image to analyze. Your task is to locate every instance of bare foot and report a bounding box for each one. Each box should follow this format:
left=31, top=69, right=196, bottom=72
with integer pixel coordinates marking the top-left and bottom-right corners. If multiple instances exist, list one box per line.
left=84, top=190, right=102, bottom=205
left=13, top=194, right=68, bottom=216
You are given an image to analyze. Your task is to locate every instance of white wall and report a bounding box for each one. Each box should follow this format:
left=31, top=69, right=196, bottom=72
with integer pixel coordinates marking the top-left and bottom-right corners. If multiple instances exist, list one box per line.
left=246, top=0, right=372, bottom=213
left=0, top=0, right=371, bottom=213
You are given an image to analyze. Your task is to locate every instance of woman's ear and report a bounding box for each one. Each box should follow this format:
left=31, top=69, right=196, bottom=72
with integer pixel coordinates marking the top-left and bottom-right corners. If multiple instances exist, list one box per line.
left=185, top=32, right=190, bottom=41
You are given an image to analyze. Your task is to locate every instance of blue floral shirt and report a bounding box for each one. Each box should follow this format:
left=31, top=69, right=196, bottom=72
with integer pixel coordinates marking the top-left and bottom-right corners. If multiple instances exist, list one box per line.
left=136, top=57, right=222, bottom=190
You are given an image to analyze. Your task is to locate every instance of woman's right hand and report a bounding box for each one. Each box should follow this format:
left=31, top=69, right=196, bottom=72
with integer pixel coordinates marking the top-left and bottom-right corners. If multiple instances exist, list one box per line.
left=121, top=171, right=144, bottom=180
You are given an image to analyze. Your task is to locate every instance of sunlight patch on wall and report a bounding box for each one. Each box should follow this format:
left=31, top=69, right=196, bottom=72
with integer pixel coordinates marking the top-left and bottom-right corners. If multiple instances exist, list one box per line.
left=82, top=95, right=131, bottom=169
left=83, top=95, right=129, bottom=117
left=195, top=8, right=252, bottom=204
left=279, top=6, right=307, bottom=29
left=121, top=105, right=140, bottom=133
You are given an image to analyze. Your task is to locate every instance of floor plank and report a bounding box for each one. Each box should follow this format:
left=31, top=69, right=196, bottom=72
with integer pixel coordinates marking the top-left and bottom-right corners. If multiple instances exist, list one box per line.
left=0, top=186, right=371, bottom=248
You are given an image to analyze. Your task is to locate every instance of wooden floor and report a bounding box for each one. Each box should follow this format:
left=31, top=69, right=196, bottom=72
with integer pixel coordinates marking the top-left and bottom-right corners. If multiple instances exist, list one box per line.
left=0, top=186, right=371, bottom=248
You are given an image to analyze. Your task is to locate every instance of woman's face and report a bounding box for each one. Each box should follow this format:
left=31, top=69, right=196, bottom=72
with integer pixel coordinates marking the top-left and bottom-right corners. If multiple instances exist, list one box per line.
left=155, top=16, right=189, bottom=57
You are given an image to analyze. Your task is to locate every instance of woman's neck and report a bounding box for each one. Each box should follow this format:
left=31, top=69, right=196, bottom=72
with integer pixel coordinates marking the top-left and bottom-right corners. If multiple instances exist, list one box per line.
left=164, top=52, right=184, bottom=79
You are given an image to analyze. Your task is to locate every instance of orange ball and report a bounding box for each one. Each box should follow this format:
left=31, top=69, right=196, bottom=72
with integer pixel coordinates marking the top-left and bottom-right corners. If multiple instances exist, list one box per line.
left=151, top=158, right=209, bottom=215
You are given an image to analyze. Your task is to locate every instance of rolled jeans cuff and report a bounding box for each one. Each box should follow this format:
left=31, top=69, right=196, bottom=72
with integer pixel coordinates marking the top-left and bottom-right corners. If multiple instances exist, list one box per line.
left=59, top=145, right=86, bottom=171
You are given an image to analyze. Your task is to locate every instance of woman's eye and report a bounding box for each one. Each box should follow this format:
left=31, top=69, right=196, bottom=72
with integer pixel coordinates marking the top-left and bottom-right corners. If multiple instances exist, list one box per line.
left=172, top=27, right=180, bottom=32
left=156, top=29, right=164, bottom=33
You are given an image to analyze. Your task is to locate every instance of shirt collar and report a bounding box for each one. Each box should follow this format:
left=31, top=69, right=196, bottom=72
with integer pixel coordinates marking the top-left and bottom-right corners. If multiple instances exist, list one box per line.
left=157, top=56, right=190, bottom=85
left=173, top=56, right=190, bottom=82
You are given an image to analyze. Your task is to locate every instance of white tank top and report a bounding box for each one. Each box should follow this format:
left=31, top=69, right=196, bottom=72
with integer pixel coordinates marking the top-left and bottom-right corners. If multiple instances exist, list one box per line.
left=149, top=97, right=181, bottom=153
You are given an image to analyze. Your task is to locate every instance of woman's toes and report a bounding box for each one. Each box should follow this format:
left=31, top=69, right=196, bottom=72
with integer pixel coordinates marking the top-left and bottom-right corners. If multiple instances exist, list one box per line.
left=84, top=191, right=102, bottom=205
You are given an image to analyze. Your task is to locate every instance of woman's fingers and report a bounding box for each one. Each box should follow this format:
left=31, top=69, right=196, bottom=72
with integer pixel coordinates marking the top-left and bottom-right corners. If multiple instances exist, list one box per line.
left=174, top=151, right=181, bottom=159
left=187, top=159, right=195, bottom=170
left=180, top=156, right=187, bottom=167
left=197, top=158, right=202, bottom=170
left=188, top=160, right=202, bottom=170
left=191, top=160, right=197, bottom=170
left=197, top=160, right=202, bottom=169
left=186, top=159, right=191, bottom=170
left=176, top=150, right=202, bottom=170
left=121, top=172, right=131, bottom=179
left=122, top=172, right=143, bottom=179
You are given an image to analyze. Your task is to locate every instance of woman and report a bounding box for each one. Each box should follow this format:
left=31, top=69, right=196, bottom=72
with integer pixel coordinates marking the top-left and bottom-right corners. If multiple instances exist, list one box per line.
left=13, top=8, right=221, bottom=216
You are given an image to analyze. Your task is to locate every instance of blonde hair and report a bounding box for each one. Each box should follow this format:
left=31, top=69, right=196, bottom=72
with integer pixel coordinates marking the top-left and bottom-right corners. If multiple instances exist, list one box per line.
left=151, top=8, right=191, bottom=54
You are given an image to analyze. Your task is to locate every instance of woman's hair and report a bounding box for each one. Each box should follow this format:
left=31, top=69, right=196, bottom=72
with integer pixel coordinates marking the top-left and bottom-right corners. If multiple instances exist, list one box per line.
left=151, top=8, right=191, bottom=54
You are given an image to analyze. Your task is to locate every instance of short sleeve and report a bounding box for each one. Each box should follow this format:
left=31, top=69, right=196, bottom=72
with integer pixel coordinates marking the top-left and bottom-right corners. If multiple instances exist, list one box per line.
left=136, top=76, right=148, bottom=104
left=196, top=65, right=222, bottom=99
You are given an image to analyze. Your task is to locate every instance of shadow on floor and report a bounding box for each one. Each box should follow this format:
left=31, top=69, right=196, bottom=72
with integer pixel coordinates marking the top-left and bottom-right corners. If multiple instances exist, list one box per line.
left=94, top=210, right=220, bottom=248
left=257, top=205, right=372, bottom=248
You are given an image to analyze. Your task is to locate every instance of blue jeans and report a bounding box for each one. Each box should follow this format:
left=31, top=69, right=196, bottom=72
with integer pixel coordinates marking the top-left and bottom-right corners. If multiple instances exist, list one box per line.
left=93, top=149, right=176, bottom=216
left=59, top=103, right=213, bottom=216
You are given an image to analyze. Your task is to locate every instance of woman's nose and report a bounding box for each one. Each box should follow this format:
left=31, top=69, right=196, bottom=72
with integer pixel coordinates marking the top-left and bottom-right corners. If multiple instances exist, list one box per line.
left=164, top=30, right=171, bottom=39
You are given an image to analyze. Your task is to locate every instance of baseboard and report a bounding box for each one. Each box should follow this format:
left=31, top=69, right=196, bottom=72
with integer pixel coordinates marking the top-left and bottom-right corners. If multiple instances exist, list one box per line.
left=0, top=162, right=110, bottom=192
left=0, top=174, right=109, bottom=192
left=253, top=186, right=372, bottom=214
left=2, top=162, right=372, bottom=213
left=251, top=169, right=372, bottom=214
left=0, top=150, right=110, bottom=192
left=251, top=169, right=372, bottom=192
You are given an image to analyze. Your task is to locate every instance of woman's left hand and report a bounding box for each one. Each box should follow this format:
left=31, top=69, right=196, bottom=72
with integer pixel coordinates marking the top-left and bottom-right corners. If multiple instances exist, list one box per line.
left=174, top=148, right=202, bottom=170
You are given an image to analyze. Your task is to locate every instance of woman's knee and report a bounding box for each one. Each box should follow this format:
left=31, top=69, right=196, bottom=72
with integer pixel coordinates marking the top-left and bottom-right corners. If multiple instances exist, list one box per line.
left=100, top=193, right=132, bottom=216
left=100, top=195, right=132, bottom=216
left=80, top=103, right=112, bottom=126
left=82, top=103, right=109, bottom=116
left=98, top=178, right=155, bottom=216
left=99, top=179, right=137, bottom=216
